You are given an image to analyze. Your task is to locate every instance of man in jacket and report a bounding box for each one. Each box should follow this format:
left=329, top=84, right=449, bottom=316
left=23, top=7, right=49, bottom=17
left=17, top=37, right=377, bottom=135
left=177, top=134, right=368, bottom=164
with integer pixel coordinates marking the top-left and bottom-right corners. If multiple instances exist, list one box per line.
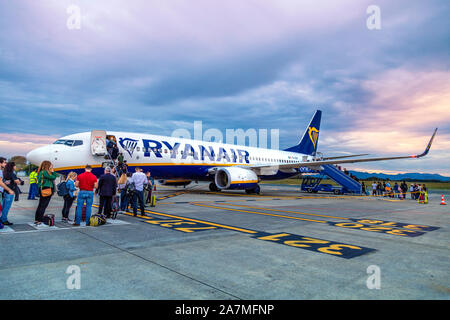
left=0, top=157, right=15, bottom=223
left=28, top=169, right=38, bottom=200
left=97, top=166, right=117, bottom=218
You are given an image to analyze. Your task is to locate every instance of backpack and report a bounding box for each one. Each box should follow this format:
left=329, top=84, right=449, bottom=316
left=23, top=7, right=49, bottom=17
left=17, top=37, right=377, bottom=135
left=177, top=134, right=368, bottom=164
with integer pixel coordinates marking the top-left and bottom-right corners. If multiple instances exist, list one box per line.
left=43, top=214, right=55, bottom=226
left=57, top=181, right=69, bottom=197
left=127, top=182, right=136, bottom=194
left=90, top=214, right=106, bottom=227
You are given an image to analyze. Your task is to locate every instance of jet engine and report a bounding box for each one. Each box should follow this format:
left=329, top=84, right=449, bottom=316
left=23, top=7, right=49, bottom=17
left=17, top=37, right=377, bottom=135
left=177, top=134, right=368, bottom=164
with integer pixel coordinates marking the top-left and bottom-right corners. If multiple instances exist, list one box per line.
left=214, top=167, right=259, bottom=190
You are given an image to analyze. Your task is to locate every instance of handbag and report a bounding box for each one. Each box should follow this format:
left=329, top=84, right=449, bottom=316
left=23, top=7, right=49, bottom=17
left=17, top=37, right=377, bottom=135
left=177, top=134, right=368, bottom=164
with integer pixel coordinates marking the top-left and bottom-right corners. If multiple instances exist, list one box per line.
left=40, top=172, right=52, bottom=197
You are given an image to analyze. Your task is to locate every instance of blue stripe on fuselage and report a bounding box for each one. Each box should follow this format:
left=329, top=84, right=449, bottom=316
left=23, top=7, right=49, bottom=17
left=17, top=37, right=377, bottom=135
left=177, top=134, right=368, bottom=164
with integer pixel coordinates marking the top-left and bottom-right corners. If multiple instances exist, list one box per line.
left=56, top=164, right=302, bottom=181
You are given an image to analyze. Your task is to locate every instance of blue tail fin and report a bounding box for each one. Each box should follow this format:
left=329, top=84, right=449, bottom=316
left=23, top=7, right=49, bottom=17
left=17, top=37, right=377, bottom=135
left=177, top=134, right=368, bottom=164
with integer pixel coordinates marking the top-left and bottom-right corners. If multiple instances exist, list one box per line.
left=284, top=110, right=322, bottom=155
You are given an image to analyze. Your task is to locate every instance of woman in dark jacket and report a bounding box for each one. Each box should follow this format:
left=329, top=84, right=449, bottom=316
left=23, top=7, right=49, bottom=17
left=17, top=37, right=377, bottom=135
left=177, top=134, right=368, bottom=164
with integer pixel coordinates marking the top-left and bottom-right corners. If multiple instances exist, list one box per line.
left=2, top=162, right=21, bottom=225
left=34, top=160, right=58, bottom=225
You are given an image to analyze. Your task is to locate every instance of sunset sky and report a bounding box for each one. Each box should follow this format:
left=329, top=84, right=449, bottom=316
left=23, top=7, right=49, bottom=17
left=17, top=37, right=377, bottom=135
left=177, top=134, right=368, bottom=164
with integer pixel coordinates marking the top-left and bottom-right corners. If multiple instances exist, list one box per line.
left=1, top=0, right=449, bottom=175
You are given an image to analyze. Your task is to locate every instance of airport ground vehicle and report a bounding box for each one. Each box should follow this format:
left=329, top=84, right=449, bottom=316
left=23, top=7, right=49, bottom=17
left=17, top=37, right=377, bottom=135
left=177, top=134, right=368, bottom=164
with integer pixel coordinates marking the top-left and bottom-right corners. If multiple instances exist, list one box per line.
left=300, top=176, right=344, bottom=194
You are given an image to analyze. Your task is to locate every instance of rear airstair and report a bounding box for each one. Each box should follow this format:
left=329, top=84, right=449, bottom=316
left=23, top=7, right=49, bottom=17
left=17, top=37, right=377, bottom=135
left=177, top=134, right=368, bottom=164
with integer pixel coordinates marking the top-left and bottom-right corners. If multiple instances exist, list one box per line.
left=320, top=164, right=362, bottom=194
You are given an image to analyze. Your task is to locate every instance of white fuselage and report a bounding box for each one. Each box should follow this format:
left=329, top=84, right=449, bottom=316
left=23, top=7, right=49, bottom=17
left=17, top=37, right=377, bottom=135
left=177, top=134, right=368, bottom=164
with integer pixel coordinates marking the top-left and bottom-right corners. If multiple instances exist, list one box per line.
left=27, top=131, right=315, bottom=180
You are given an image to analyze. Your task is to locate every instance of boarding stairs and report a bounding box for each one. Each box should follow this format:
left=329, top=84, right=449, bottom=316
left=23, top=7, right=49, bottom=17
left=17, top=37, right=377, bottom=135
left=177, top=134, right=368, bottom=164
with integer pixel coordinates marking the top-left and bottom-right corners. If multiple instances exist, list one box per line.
left=104, top=151, right=121, bottom=179
left=320, top=164, right=362, bottom=194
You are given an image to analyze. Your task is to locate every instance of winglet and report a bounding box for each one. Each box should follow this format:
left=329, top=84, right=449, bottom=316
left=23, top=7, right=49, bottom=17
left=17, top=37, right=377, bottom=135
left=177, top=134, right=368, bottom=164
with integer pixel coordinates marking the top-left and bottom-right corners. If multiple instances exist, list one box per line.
left=413, top=128, right=438, bottom=158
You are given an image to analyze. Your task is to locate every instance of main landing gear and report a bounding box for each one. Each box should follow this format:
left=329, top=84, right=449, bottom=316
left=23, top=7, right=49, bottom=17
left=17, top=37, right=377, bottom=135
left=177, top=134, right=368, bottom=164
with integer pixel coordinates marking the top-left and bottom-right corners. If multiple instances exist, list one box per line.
left=245, top=184, right=261, bottom=195
left=209, top=182, right=220, bottom=192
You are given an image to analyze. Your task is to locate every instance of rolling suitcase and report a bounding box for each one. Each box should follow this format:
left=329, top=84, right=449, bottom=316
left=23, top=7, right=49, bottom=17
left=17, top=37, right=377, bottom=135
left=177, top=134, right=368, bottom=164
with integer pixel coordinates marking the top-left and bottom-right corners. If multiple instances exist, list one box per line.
left=75, top=205, right=87, bottom=221
left=43, top=214, right=55, bottom=226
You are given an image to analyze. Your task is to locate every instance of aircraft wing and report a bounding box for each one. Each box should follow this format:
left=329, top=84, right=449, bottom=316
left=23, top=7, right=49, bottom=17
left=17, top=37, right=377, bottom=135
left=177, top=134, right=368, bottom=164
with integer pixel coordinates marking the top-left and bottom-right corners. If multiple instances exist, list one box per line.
left=251, top=128, right=438, bottom=170
left=322, top=153, right=369, bottom=160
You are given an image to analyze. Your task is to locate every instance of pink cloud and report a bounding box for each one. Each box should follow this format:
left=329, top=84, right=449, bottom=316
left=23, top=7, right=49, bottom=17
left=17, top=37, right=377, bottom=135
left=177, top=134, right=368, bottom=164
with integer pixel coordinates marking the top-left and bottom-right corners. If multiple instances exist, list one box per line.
left=321, top=68, right=450, bottom=175
left=0, top=133, right=58, bottom=158
left=358, top=68, right=450, bottom=131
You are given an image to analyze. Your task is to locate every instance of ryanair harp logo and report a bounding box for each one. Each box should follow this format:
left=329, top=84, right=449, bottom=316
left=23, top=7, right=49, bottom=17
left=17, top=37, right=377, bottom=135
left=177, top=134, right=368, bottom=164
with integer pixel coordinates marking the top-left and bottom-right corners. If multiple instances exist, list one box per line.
left=308, top=126, right=319, bottom=148
left=119, top=138, right=138, bottom=157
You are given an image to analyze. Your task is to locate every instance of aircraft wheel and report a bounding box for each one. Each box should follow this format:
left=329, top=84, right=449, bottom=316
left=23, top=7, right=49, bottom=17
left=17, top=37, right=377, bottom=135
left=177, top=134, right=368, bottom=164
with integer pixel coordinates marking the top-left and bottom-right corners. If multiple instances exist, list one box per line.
left=245, top=185, right=260, bottom=194
left=209, top=182, right=219, bottom=192
left=307, top=188, right=313, bottom=193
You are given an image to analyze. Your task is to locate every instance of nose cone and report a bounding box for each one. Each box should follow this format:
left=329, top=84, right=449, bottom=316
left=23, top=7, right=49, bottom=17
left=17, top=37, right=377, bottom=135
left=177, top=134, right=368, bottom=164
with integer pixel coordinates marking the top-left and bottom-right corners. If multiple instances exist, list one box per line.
left=26, top=146, right=51, bottom=166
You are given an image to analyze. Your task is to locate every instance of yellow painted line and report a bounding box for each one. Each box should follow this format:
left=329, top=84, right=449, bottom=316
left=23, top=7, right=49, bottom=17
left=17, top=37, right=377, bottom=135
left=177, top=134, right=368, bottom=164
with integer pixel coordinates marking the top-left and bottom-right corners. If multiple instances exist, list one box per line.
left=220, top=203, right=349, bottom=220
left=230, top=180, right=259, bottom=184
left=203, top=191, right=300, bottom=199
left=192, top=203, right=328, bottom=224
left=121, top=208, right=258, bottom=234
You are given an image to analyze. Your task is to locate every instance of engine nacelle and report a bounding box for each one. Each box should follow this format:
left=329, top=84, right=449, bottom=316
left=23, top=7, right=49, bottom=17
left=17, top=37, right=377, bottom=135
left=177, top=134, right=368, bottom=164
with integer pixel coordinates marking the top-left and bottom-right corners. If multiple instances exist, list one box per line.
left=215, top=167, right=259, bottom=190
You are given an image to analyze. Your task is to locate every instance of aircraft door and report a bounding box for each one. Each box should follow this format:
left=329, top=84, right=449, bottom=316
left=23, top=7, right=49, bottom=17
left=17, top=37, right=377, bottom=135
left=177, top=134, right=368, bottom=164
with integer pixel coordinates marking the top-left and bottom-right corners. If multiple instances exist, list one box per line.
left=91, top=130, right=107, bottom=156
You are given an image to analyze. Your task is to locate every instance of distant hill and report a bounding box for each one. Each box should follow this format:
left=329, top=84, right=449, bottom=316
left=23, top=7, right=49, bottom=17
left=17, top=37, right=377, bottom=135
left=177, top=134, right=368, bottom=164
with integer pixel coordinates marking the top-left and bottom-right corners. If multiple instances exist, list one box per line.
left=350, top=171, right=450, bottom=182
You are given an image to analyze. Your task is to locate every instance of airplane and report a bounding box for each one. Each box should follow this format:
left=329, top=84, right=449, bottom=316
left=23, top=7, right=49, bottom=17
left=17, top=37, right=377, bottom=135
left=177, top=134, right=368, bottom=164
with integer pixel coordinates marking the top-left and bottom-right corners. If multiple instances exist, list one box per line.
left=26, top=110, right=438, bottom=194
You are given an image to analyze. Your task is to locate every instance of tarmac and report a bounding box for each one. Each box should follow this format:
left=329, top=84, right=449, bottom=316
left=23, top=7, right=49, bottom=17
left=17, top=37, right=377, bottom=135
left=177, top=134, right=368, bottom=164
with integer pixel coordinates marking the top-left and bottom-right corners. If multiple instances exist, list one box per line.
left=0, top=178, right=449, bottom=300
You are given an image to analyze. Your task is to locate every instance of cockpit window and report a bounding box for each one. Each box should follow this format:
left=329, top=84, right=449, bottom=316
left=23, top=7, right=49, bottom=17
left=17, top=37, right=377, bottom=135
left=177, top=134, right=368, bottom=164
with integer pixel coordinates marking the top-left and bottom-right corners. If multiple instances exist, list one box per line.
left=53, top=139, right=83, bottom=147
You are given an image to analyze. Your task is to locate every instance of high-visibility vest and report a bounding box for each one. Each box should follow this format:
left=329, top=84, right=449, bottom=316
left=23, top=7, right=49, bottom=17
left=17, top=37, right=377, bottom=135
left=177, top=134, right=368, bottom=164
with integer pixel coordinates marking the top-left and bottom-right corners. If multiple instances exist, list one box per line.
left=29, top=172, right=37, bottom=184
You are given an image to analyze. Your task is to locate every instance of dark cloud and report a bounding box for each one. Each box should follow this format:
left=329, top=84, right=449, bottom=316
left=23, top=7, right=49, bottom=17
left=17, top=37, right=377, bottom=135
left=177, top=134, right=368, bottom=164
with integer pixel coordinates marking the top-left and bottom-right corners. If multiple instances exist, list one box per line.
left=0, top=0, right=449, bottom=174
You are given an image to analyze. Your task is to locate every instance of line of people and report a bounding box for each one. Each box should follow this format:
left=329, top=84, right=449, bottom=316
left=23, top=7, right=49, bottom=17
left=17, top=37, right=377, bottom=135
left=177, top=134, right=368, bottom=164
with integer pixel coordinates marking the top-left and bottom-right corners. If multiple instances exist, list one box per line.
left=368, top=179, right=427, bottom=199
left=1, top=157, right=156, bottom=227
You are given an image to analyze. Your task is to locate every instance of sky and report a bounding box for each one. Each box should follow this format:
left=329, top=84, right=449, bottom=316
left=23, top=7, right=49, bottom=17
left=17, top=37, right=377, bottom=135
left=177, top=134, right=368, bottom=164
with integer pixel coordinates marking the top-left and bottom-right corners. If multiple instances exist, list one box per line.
left=1, top=0, right=449, bottom=175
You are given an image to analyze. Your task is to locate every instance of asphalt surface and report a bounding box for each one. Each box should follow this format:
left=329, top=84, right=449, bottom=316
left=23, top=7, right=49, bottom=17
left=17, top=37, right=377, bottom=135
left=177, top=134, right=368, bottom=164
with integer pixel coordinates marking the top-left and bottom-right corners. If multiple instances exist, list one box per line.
left=0, top=178, right=449, bottom=299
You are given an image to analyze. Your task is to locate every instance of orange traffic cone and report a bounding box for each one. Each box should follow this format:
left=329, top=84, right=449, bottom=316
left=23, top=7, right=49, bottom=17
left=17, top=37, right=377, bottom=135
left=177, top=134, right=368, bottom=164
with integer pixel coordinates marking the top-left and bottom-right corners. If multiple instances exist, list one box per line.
left=440, top=195, right=447, bottom=205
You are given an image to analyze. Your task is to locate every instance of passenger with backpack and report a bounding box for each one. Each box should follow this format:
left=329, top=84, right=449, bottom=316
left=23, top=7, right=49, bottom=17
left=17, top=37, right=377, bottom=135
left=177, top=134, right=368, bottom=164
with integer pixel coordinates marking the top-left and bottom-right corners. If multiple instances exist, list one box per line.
left=61, top=172, right=77, bottom=223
